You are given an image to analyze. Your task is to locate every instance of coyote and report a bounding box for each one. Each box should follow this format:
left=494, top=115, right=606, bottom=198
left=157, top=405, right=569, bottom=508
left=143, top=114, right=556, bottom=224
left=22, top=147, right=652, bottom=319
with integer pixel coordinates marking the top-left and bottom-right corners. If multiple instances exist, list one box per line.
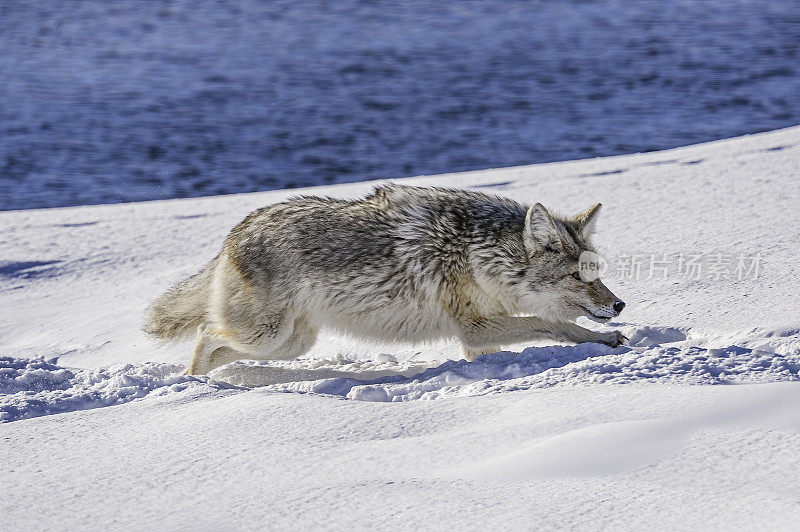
left=144, top=184, right=626, bottom=375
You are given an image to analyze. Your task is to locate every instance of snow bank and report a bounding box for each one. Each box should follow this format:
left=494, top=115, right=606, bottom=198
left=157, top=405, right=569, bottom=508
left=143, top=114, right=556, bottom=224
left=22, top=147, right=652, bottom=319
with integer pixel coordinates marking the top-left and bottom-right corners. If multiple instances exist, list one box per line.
left=6, top=323, right=795, bottom=424
left=4, top=323, right=797, bottom=421
left=0, top=357, right=233, bottom=422
left=464, top=382, right=800, bottom=481
left=262, top=325, right=800, bottom=401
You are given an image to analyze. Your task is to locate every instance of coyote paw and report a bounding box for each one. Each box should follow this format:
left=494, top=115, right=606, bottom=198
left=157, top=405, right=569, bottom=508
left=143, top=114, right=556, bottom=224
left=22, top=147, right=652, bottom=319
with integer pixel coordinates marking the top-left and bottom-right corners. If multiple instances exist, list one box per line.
left=600, top=330, right=627, bottom=348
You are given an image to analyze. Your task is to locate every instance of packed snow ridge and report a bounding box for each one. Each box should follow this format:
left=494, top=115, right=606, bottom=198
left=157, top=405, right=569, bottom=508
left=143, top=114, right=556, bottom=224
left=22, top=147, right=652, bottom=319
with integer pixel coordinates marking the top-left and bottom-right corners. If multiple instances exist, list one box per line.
left=3, top=323, right=799, bottom=419
left=0, top=357, right=232, bottom=422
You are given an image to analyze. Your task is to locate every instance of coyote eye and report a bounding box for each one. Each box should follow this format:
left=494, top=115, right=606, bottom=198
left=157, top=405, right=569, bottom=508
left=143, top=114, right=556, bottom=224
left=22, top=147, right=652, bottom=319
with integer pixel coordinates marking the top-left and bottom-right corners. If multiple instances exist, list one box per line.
left=571, top=271, right=582, bottom=281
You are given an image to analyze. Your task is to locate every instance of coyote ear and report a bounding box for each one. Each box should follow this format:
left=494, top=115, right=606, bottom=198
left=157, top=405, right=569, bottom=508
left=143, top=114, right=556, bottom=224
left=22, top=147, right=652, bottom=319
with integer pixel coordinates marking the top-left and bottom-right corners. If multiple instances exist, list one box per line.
left=524, top=203, right=562, bottom=253
left=572, top=203, right=602, bottom=236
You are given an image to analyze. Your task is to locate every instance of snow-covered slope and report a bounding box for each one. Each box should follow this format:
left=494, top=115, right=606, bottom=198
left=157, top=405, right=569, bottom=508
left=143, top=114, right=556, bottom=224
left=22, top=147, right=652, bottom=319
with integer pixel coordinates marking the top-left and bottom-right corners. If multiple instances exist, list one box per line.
left=2, top=127, right=800, bottom=529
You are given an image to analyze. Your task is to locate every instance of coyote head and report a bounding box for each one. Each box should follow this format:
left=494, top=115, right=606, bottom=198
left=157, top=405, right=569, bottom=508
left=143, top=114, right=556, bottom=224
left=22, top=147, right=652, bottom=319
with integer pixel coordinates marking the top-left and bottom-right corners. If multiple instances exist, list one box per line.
left=510, top=202, right=625, bottom=323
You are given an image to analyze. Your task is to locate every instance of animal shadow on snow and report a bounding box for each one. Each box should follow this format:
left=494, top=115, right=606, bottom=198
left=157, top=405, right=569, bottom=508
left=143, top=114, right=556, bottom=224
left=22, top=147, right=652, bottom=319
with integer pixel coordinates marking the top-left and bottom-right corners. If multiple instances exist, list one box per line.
left=209, top=343, right=625, bottom=396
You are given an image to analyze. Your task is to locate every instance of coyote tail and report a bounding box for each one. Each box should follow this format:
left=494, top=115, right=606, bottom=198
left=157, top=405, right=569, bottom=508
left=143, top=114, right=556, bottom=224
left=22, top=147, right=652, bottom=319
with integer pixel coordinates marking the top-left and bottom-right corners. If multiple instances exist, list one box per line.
left=143, top=258, right=216, bottom=340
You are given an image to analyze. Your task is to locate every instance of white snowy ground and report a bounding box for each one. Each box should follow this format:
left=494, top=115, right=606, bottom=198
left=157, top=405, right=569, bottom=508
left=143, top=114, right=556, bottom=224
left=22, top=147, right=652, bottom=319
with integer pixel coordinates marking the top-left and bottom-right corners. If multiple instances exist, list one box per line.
left=2, top=127, right=800, bottom=530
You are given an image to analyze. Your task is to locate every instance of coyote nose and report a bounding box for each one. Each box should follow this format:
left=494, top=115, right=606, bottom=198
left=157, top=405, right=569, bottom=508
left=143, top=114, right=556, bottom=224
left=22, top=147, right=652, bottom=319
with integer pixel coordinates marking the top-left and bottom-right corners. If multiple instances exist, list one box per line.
left=613, top=300, right=625, bottom=314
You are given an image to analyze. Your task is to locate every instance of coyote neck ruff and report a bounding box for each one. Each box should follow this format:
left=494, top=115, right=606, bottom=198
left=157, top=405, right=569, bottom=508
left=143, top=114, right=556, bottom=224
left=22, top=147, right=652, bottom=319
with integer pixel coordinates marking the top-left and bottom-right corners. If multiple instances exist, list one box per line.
left=144, top=184, right=626, bottom=375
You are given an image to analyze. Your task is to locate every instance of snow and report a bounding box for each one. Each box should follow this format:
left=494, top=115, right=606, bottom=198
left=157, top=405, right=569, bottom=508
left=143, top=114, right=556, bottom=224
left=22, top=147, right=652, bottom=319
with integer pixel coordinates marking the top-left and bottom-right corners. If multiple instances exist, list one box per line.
left=3, top=383, right=800, bottom=529
left=2, top=127, right=800, bottom=529
left=0, top=357, right=231, bottom=423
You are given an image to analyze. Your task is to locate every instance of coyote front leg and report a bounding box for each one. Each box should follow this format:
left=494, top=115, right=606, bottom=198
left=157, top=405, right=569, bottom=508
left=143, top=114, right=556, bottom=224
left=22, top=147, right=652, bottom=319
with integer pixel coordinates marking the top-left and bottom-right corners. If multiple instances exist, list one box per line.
left=458, top=315, right=625, bottom=354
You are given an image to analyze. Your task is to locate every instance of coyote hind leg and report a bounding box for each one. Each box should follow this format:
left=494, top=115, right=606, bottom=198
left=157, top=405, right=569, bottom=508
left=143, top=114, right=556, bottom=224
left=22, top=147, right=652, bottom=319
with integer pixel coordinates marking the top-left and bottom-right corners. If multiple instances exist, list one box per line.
left=184, top=311, right=291, bottom=375
left=184, top=324, right=242, bottom=375
left=460, top=344, right=502, bottom=362
left=267, top=315, right=319, bottom=361
left=183, top=313, right=319, bottom=375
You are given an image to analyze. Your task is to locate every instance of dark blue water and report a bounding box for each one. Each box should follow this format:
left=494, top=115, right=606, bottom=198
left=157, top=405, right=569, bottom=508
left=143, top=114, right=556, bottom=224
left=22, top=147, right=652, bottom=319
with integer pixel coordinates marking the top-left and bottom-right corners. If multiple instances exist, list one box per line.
left=1, top=0, right=799, bottom=210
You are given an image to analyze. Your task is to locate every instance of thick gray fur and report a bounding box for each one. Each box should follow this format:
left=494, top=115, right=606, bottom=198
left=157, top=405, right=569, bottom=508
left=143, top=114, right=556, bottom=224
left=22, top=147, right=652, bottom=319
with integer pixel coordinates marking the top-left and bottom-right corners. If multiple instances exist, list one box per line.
left=144, top=184, right=626, bottom=374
